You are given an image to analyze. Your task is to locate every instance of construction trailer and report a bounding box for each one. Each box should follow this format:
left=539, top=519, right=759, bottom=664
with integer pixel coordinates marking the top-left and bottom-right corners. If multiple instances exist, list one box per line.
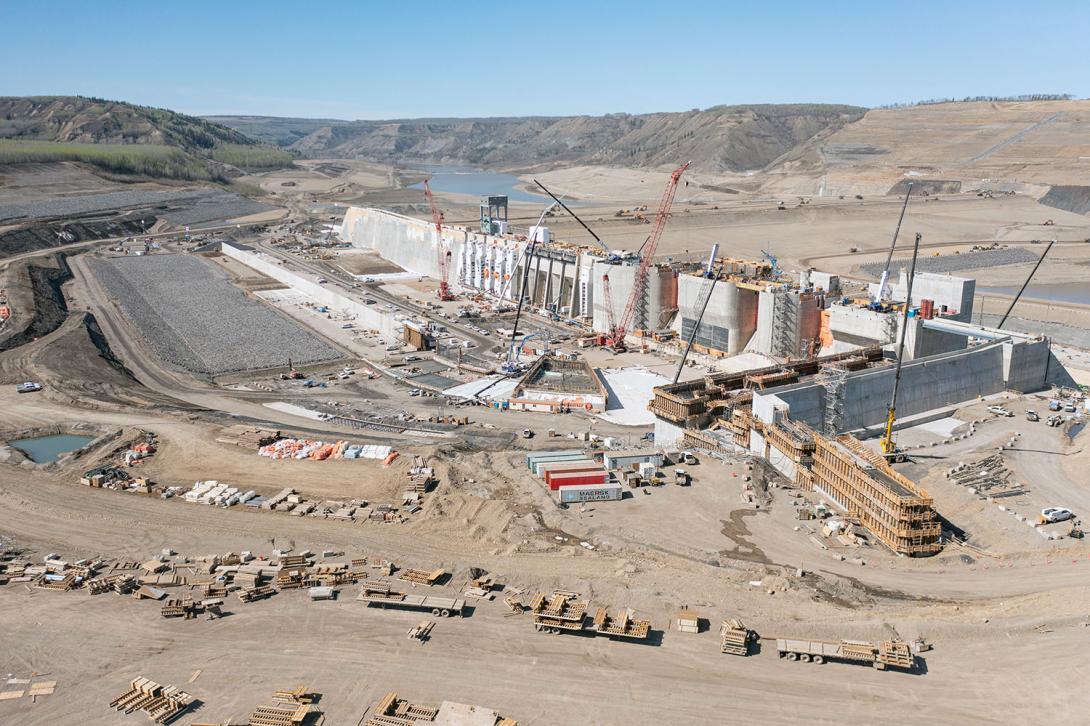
left=602, top=450, right=665, bottom=471
left=357, top=581, right=465, bottom=617
left=775, top=637, right=915, bottom=671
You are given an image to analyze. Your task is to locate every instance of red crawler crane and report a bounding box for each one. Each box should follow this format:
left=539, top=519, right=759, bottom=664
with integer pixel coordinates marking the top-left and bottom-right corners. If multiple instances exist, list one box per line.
left=423, top=179, right=455, bottom=301
left=607, top=161, right=690, bottom=349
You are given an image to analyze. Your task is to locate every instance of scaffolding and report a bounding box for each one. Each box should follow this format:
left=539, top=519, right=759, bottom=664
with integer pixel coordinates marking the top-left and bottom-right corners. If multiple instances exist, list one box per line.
left=772, top=291, right=797, bottom=359
left=818, top=365, right=849, bottom=436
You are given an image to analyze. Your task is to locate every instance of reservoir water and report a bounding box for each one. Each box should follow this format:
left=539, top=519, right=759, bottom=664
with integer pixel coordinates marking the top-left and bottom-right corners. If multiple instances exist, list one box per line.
left=408, top=165, right=550, bottom=204
left=10, top=434, right=95, bottom=463
left=982, top=282, right=1090, bottom=307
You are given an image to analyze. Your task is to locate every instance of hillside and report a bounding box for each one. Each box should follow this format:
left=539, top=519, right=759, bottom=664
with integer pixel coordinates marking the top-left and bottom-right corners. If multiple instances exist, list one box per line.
left=0, top=96, right=293, bottom=180
left=760, top=99, right=1090, bottom=199
left=210, top=104, right=865, bottom=173
left=202, top=115, right=349, bottom=147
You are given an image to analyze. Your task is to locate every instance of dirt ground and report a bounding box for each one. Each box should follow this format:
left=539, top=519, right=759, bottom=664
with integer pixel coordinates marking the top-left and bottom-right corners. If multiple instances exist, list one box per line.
left=4, top=148, right=1090, bottom=723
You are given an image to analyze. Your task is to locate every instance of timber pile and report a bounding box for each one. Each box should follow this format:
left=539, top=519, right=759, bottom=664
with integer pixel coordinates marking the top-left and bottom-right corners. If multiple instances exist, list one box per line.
left=591, top=607, right=651, bottom=640
left=238, top=584, right=277, bottom=603
left=365, top=691, right=518, bottom=726
left=407, top=620, right=435, bottom=641
left=366, top=692, right=439, bottom=726
left=109, top=677, right=194, bottom=724
left=946, top=454, right=1025, bottom=498
left=397, top=568, right=445, bottom=586
left=720, top=618, right=753, bottom=656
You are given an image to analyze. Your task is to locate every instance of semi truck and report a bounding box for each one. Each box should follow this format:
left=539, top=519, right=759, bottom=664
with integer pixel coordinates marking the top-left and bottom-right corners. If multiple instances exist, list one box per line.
left=775, top=637, right=914, bottom=670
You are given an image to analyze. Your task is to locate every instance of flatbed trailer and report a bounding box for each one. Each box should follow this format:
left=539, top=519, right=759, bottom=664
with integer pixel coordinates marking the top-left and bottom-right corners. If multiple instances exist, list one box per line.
left=591, top=607, right=651, bottom=640
left=357, top=582, right=465, bottom=617
left=776, top=637, right=914, bottom=670
left=529, top=591, right=588, bottom=635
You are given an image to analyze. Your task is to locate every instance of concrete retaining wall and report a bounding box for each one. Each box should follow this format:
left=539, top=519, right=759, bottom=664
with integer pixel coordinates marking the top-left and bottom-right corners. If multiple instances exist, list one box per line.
left=222, top=242, right=403, bottom=339
left=757, top=340, right=1017, bottom=432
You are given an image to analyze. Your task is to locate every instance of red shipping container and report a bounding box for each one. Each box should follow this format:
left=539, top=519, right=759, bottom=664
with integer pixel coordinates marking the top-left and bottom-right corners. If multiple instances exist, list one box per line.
left=545, top=466, right=603, bottom=490
left=547, top=470, right=607, bottom=491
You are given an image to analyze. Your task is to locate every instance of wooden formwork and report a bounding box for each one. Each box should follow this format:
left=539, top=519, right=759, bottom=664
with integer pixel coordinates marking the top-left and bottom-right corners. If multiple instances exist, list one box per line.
left=397, top=568, right=445, bottom=586
left=109, top=677, right=194, bottom=724
left=238, top=585, right=276, bottom=603
left=529, top=591, right=588, bottom=634
left=366, top=692, right=439, bottom=726
left=811, top=434, right=942, bottom=556
left=591, top=607, right=651, bottom=640
left=719, top=618, right=753, bottom=656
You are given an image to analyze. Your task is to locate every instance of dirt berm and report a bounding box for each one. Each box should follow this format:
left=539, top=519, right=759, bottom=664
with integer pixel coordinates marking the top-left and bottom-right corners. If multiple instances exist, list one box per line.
left=0, top=253, right=72, bottom=352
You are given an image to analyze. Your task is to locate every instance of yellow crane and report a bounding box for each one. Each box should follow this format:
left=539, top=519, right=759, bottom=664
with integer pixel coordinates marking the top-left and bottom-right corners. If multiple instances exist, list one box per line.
left=881, top=232, right=922, bottom=460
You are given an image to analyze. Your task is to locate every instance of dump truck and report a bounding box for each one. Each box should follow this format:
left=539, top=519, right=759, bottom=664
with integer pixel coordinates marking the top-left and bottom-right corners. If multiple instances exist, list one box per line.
left=775, top=637, right=914, bottom=670
left=357, top=581, right=465, bottom=617
left=529, top=590, right=588, bottom=634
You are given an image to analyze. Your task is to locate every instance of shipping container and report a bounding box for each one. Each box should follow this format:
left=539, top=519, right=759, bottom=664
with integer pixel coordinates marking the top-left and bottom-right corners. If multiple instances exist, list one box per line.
left=549, top=471, right=608, bottom=491
left=537, top=459, right=597, bottom=478
left=525, top=450, right=584, bottom=468
left=546, top=467, right=606, bottom=490
left=525, top=451, right=586, bottom=471
left=558, top=482, right=623, bottom=503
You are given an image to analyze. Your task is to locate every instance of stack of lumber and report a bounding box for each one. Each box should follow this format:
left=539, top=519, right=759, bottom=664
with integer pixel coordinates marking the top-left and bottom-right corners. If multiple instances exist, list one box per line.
left=397, top=568, right=445, bottom=586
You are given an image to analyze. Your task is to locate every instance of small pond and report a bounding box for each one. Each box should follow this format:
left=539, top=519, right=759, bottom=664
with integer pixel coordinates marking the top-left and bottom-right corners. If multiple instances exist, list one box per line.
left=10, top=434, right=96, bottom=463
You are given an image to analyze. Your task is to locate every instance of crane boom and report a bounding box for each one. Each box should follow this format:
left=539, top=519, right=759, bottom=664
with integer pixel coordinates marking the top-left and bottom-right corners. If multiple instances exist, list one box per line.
left=881, top=232, right=922, bottom=457
left=610, top=162, right=690, bottom=347
left=672, top=266, right=722, bottom=384
left=423, top=179, right=455, bottom=301
left=601, top=274, right=618, bottom=345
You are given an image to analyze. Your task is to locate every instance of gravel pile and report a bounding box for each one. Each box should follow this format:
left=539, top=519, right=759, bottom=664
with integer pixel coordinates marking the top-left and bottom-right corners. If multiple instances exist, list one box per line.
left=88, top=254, right=341, bottom=374
left=157, top=190, right=274, bottom=226
left=859, top=247, right=1040, bottom=277
left=0, top=189, right=274, bottom=225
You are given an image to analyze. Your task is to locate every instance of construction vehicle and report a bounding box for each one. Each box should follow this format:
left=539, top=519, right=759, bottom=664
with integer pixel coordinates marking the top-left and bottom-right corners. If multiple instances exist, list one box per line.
left=720, top=619, right=755, bottom=656
left=529, top=590, right=588, bottom=634
left=606, top=162, right=690, bottom=349
left=422, top=179, right=455, bottom=301
left=1026, top=410, right=1040, bottom=422
left=357, top=581, right=465, bottom=617
left=279, top=357, right=304, bottom=380
left=880, top=232, right=922, bottom=461
left=776, top=637, right=915, bottom=670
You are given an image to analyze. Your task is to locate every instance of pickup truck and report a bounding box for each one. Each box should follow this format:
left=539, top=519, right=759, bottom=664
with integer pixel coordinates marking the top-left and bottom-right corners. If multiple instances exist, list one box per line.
left=16, top=382, right=42, bottom=394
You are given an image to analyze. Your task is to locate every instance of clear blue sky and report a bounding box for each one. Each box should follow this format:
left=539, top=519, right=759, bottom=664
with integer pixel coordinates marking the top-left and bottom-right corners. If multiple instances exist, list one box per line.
left=2, top=1, right=1087, bottom=119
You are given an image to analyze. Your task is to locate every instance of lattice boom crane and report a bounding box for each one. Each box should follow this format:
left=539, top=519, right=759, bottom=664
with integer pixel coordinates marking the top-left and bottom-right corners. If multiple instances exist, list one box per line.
left=609, top=161, right=690, bottom=348
left=423, top=179, right=455, bottom=301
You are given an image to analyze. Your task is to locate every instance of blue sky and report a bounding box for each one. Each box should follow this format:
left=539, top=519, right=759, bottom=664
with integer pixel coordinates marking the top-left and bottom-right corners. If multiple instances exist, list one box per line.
left=2, top=1, right=1087, bottom=119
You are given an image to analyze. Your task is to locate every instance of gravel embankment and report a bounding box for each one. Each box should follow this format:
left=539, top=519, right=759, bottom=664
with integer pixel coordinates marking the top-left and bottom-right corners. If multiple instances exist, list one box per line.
left=0, top=189, right=274, bottom=224
left=88, top=254, right=340, bottom=374
left=859, top=247, right=1040, bottom=277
